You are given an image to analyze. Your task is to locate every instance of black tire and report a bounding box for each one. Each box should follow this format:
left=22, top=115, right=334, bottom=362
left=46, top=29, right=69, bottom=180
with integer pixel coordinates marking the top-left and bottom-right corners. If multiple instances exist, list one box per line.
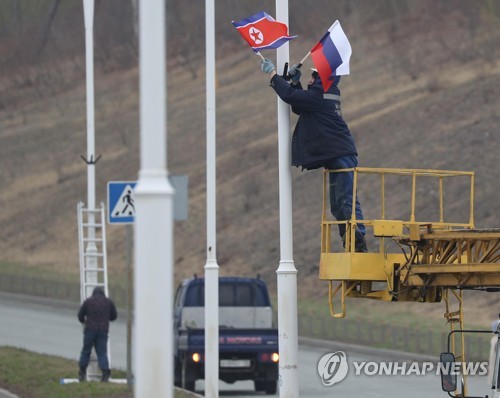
left=255, top=380, right=277, bottom=395
left=174, top=358, right=182, bottom=387
left=264, top=380, right=277, bottom=395
left=255, top=380, right=265, bottom=391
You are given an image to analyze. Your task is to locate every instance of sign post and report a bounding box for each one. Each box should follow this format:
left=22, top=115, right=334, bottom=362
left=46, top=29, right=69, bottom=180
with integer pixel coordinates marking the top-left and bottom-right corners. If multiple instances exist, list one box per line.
left=108, top=182, right=135, bottom=385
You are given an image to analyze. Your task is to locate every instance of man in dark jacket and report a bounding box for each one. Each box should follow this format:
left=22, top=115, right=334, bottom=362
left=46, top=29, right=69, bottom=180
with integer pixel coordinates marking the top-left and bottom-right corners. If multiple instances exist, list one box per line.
left=78, top=286, right=117, bottom=382
left=261, top=58, right=367, bottom=252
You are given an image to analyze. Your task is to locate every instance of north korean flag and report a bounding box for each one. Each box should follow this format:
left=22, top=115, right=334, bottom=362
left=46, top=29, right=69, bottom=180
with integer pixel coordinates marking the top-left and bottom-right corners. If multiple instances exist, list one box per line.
left=232, top=11, right=297, bottom=52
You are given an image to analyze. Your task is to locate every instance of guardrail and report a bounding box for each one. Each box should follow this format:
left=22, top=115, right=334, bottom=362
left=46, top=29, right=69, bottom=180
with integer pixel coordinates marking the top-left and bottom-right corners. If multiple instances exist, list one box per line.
left=0, top=273, right=490, bottom=362
left=0, top=273, right=128, bottom=309
left=297, top=312, right=490, bottom=362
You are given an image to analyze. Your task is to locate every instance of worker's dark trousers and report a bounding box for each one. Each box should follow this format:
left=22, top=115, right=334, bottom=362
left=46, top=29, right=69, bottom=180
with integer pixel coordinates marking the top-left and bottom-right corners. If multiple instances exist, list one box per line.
left=79, top=329, right=109, bottom=370
left=324, top=154, right=366, bottom=239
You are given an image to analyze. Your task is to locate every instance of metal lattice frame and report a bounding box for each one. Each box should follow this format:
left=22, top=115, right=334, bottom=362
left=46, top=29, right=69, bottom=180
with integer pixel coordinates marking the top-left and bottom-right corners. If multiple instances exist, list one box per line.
left=400, top=229, right=500, bottom=288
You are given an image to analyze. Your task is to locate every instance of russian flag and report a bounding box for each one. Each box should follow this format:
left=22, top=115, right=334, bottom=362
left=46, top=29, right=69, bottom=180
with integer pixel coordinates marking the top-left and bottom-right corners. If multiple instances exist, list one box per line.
left=232, top=11, right=296, bottom=52
left=310, top=21, right=352, bottom=92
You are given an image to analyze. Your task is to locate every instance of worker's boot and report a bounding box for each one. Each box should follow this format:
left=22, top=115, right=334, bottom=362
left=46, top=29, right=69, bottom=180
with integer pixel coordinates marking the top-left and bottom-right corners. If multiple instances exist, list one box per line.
left=78, top=366, right=86, bottom=382
left=355, top=239, right=368, bottom=253
left=101, top=369, right=111, bottom=382
left=354, top=232, right=368, bottom=253
left=356, top=234, right=370, bottom=294
left=342, top=231, right=368, bottom=253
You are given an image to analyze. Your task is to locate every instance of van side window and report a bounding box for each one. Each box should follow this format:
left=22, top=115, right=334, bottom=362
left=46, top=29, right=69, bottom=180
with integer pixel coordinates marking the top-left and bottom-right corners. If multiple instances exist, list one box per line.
left=253, top=283, right=267, bottom=306
left=174, top=285, right=183, bottom=308
left=184, top=284, right=204, bottom=306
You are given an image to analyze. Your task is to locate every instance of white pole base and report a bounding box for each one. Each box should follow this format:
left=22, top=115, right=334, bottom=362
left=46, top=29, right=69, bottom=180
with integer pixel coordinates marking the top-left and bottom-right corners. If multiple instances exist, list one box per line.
left=60, top=378, right=128, bottom=384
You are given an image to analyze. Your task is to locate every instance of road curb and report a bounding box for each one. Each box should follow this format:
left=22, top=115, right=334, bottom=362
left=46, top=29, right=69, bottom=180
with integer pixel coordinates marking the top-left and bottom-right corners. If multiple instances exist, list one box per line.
left=0, top=388, right=18, bottom=398
left=0, top=291, right=79, bottom=312
left=299, top=336, right=437, bottom=362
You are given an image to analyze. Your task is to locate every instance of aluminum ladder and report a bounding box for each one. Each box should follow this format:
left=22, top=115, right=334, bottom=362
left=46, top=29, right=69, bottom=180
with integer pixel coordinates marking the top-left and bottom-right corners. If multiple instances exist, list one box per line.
left=77, top=201, right=110, bottom=381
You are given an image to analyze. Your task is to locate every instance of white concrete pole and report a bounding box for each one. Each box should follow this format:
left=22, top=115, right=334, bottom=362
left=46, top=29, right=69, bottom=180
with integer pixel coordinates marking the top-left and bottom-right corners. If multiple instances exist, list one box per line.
left=82, top=0, right=102, bottom=380
left=83, top=0, right=95, bottom=214
left=82, top=0, right=98, bottom=299
left=135, top=1, right=174, bottom=397
left=83, top=0, right=96, bottom=214
left=275, top=1, right=299, bottom=397
left=80, top=0, right=101, bottom=379
left=204, top=0, right=219, bottom=397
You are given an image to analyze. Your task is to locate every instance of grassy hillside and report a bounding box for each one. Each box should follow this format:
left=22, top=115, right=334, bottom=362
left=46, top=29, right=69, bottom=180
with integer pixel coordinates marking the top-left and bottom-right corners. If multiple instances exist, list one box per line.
left=0, top=1, right=499, bottom=328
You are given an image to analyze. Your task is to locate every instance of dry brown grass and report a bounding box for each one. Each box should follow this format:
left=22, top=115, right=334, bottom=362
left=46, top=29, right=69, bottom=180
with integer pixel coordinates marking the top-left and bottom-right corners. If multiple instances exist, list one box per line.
left=0, top=2, right=499, bottom=329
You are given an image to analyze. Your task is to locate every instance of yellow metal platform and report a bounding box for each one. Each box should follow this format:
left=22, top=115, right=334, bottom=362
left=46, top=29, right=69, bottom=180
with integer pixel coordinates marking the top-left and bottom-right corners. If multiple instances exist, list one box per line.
left=319, top=252, right=405, bottom=281
left=319, top=167, right=500, bottom=308
left=318, top=167, right=500, bottom=397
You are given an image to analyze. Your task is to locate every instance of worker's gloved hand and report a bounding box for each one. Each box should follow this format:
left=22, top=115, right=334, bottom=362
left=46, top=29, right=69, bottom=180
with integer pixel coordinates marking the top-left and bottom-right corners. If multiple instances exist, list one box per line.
left=261, top=58, right=275, bottom=74
left=289, top=64, right=301, bottom=82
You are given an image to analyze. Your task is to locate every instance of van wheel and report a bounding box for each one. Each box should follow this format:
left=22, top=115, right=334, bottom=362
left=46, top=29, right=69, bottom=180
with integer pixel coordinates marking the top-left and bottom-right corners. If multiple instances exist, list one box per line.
left=255, top=380, right=277, bottom=394
left=264, top=381, right=277, bottom=394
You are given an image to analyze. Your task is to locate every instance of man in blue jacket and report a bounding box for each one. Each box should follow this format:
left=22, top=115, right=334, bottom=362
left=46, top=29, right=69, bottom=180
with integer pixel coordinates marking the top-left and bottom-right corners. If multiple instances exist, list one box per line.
left=261, top=58, right=367, bottom=252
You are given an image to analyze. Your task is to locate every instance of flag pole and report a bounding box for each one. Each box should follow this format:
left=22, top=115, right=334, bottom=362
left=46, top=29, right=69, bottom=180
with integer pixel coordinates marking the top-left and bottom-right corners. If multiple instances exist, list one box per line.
left=255, top=51, right=266, bottom=61
left=296, top=50, right=311, bottom=69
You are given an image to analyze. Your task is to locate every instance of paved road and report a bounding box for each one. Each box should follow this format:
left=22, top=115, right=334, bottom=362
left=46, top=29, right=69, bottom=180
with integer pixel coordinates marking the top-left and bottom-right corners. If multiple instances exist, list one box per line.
left=0, top=388, right=17, bottom=398
left=0, top=293, right=127, bottom=366
left=197, top=344, right=491, bottom=397
left=0, top=292, right=492, bottom=397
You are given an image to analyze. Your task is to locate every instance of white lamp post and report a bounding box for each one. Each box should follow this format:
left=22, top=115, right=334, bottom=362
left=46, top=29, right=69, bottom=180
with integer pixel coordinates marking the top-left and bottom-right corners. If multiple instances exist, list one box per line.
left=204, top=0, right=220, bottom=397
left=134, top=1, right=174, bottom=397
left=275, top=1, right=300, bottom=397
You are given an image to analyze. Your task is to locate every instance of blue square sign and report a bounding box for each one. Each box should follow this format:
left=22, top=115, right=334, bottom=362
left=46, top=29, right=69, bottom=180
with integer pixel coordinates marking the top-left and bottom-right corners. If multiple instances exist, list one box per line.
left=107, top=181, right=137, bottom=224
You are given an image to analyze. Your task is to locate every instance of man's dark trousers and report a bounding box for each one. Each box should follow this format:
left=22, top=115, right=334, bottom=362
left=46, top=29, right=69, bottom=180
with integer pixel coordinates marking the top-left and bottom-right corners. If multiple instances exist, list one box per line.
left=324, top=154, right=366, bottom=239
left=79, top=329, right=109, bottom=370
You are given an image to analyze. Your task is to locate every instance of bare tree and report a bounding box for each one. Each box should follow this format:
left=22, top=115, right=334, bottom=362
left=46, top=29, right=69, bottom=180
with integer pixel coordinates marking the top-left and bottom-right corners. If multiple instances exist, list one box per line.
left=13, top=0, right=22, bottom=36
left=36, top=0, right=61, bottom=58
left=131, top=0, right=138, bottom=40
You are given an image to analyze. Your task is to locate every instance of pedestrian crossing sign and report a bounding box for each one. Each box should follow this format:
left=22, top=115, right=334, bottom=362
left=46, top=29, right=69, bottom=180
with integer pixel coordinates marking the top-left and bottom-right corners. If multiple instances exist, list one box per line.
left=107, top=181, right=137, bottom=224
